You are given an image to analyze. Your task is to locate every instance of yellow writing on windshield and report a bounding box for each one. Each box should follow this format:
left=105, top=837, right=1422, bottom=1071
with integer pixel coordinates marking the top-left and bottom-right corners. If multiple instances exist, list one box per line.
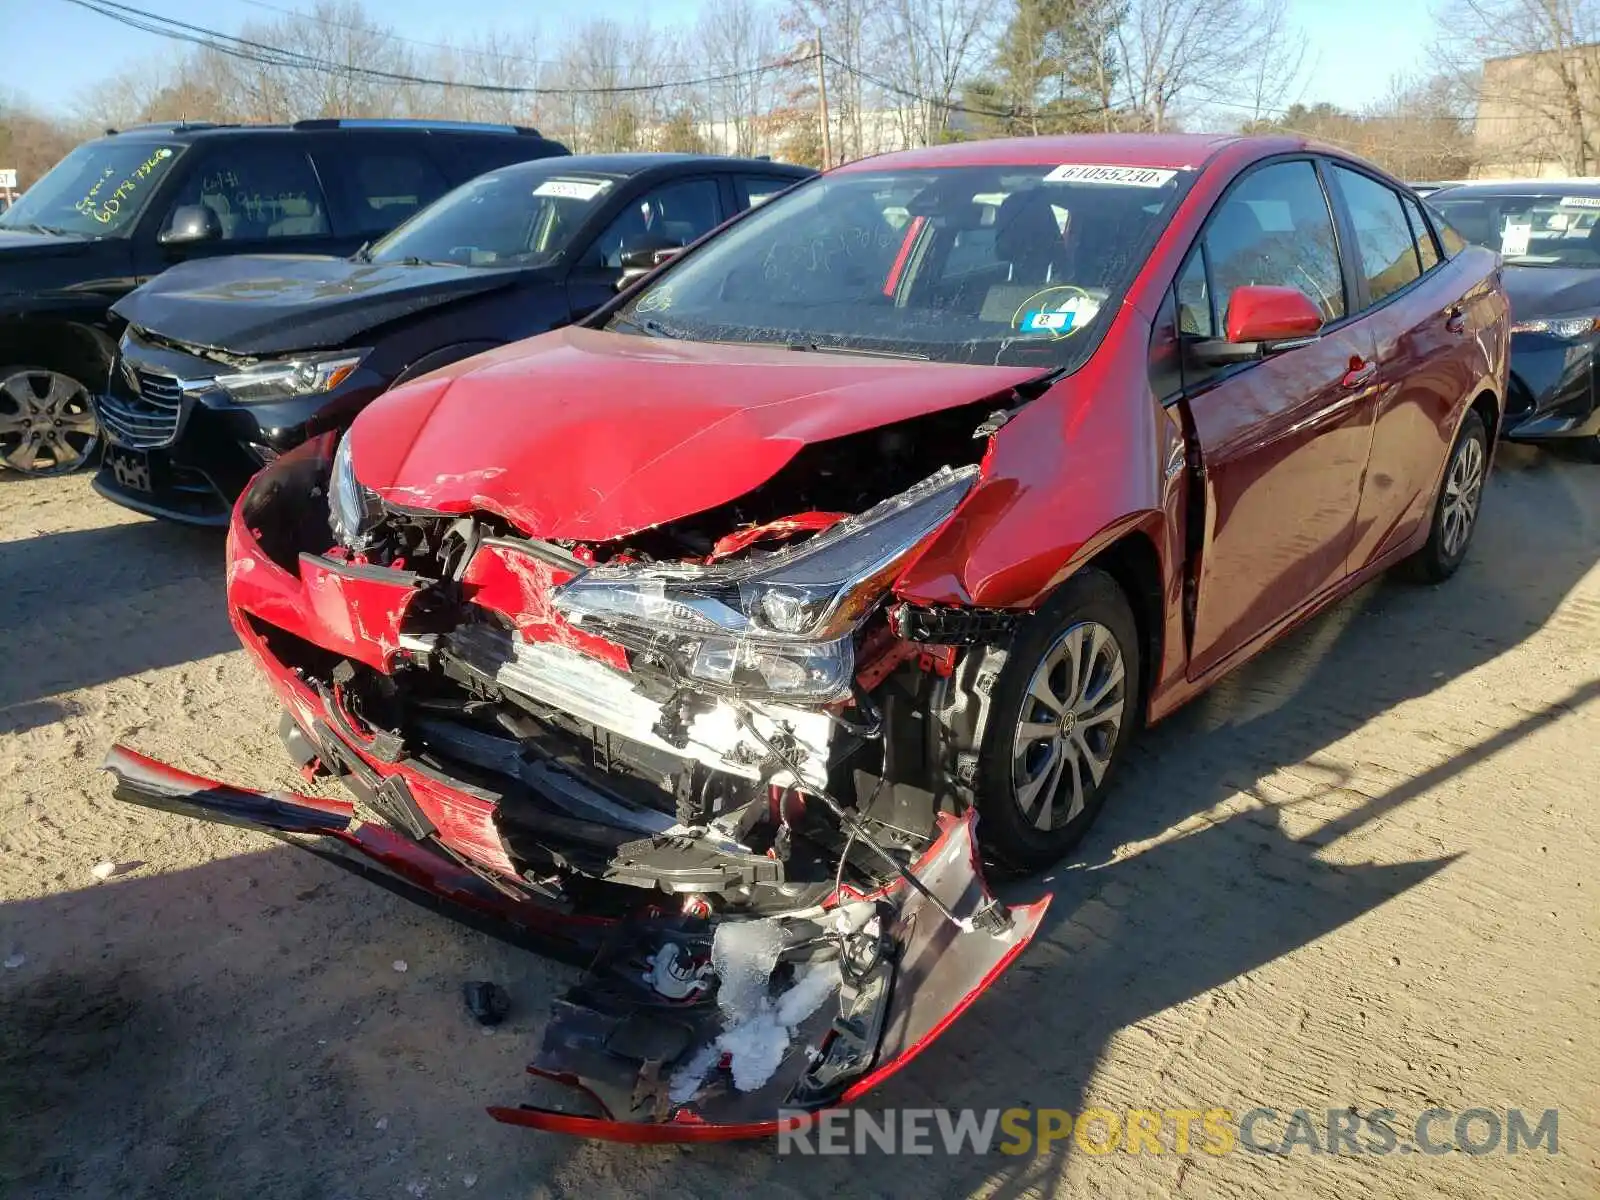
left=75, top=147, right=175, bottom=226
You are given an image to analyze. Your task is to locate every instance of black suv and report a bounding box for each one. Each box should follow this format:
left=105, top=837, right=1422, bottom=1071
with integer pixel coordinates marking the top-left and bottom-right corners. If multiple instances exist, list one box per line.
left=0, top=118, right=568, bottom=476
left=94, top=153, right=813, bottom=525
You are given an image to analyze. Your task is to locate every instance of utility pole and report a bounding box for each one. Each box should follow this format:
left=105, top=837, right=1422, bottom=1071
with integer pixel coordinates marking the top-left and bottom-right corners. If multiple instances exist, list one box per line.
left=814, top=30, right=832, bottom=170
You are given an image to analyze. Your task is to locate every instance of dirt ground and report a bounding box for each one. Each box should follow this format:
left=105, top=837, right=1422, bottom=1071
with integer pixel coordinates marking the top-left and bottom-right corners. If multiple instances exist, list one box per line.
left=0, top=444, right=1596, bottom=1200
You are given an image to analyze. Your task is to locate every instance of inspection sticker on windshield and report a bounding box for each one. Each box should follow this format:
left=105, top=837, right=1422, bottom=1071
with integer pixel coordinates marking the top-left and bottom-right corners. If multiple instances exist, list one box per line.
left=533, top=178, right=610, bottom=201
left=1501, top=222, right=1533, bottom=257
left=1559, top=196, right=1600, bottom=209
left=1043, top=164, right=1177, bottom=187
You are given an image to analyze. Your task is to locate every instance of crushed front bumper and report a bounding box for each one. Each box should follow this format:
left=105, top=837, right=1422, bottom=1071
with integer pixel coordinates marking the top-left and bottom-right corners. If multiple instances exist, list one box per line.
left=104, top=745, right=1048, bottom=1139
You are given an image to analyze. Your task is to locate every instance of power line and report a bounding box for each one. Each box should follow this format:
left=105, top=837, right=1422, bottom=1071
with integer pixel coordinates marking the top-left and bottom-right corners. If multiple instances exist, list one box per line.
left=58, top=0, right=812, bottom=97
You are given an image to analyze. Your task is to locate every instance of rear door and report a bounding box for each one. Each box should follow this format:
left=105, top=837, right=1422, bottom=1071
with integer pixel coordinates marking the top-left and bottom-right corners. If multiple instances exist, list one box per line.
left=311, top=135, right=451, bottom=241
left=1326, top=163, right=1482, bottom=570
left=1176, top=158, right=1380, bottom=678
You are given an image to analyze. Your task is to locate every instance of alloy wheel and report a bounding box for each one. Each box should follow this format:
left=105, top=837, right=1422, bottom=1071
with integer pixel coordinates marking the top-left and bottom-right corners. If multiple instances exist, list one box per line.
left=1011, top=620, right=1128, bottom=831
left=0, top=368, right=101, bottom=476
left=1440, top=431, right=1484, bottom=558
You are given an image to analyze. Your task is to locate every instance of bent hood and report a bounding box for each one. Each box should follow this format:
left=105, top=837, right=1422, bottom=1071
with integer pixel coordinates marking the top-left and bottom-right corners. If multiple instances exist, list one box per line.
left=349, top=326, right=1043, bottom=541
left=112, top=254, right=530, bottom=356
left=1502, top=264, right=1600, bottom=320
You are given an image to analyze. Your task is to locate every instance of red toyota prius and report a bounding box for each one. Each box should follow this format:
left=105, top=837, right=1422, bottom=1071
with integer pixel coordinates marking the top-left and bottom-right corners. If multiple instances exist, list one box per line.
left=109, top=134, right=1508, bottom=1140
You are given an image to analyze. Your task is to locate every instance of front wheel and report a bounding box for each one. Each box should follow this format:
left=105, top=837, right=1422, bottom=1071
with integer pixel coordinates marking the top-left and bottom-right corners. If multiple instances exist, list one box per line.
left=974, top=569, right=1141, bottom=873
left=1396, top=409, right=1487, bottom=583
left=0, top=365, right=101, bottom=476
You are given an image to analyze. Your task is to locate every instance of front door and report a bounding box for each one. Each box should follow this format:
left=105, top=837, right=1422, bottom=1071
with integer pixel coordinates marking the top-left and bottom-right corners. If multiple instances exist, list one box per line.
left=1177, top=158, right=1379, bottom=678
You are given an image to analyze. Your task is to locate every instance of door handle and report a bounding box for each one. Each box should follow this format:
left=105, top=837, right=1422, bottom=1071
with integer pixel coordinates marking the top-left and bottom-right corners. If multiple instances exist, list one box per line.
left=1445, top=306, right=1466, bottom=334
left=1342, top=359, right=1377, bottom=389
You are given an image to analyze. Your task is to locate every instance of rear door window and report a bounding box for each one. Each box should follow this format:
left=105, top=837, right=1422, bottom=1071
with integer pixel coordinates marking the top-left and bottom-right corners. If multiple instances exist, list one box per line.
left=163, top=143, right=329, bottom=242
left=1330, top=165, right=1422, bottom=304
left=583, top=178, right=725, bottom=268
left=321, top=147, right=449, bottom=235
left=1402, top=194, right=1441, bottom=272
left=735, top=174, right=802, bottom=210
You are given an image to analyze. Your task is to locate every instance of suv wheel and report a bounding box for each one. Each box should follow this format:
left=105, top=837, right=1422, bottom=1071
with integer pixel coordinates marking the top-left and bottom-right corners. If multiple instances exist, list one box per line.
left=0, top=365, right=101, bottom=476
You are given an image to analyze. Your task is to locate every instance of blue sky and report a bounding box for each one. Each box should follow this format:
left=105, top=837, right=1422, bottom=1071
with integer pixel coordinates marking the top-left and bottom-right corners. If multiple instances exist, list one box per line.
left=5, top=0, right=1434, bottom=121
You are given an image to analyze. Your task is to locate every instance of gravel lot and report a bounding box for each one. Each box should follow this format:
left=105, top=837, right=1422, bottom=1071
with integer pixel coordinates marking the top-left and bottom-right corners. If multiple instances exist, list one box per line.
left=1, top=444, right=1596, bottom=1200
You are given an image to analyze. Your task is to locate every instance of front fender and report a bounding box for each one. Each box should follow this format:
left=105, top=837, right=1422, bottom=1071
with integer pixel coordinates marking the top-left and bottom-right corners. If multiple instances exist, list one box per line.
left=893, top=369, right=1179, bottom=611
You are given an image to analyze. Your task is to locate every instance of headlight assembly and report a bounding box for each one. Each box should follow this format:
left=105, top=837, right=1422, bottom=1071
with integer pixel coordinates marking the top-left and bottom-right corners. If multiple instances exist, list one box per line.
left=552, top=466, right=979, bottom=702
left=1510, top=314, right=1600, bottom=339
left=328, top=431, right=383, bottom=548
left=215, top=350, right=368, bottom=403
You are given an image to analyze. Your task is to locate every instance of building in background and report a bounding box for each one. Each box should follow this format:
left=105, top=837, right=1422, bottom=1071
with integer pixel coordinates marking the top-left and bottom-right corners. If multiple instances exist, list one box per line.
left=1474, top=42, right=1600, bottom=178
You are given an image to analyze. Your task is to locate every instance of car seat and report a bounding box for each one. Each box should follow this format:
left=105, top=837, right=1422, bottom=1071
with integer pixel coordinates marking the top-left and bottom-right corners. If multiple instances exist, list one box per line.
left=993, top=189, right=1069, bottom=284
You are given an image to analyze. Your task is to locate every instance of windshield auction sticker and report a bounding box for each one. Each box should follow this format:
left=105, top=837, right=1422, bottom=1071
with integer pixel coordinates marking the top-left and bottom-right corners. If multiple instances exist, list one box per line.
left=1043, top=164, right=1177, bottom=187
left=533, top=178, right=611, bottom=201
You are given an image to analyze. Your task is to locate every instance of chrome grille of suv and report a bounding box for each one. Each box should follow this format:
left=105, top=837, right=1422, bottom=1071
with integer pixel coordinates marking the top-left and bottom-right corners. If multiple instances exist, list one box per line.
left=98, top=367, right=186, bottom=448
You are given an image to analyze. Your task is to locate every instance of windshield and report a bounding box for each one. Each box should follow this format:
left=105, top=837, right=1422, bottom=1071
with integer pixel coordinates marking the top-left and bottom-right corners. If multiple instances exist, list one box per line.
left=610, top=164, right=1185, bottom=366
left=368, top=169, right=619, bottom=267
left=1429, top=192, right=1600, bottom=267
left=0, top=139, right=183, bottom=237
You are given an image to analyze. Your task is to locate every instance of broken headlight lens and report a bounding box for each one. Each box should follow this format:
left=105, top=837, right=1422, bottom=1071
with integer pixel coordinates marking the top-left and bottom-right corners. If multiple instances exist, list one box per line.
left=328, top=431, right=383, bottom=548
left=215, top=350, right=368, bottom=403
left=552, top=466, right=979, bottom=701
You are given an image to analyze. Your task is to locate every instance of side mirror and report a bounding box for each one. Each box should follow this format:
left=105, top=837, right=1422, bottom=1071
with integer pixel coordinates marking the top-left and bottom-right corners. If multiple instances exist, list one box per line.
left=1189, top=285, right=1323, bottom=365
left=159, top=204, right=222, bottom=247
left=615, top=240, right=683, bottom=290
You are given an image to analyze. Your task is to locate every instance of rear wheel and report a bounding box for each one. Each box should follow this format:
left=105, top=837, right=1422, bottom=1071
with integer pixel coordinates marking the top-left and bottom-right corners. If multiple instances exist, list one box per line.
left=1396, top=409, right=1487, bottom=583
left=974, top=569, right=1140, bottom=873
left=0, top=365, right=101, bottom=476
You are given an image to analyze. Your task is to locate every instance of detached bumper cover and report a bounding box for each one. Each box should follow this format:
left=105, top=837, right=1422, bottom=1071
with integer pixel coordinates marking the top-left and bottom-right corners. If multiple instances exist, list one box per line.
left=103, top=745, right=1049, bottom=1140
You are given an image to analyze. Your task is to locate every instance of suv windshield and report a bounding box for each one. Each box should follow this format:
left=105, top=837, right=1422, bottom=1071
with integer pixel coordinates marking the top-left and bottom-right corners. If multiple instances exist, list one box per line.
left=1429, top=191, right=1600, bottom=267
left=368, top=168, right=619, bottom=267
left=0, top=139, right=183, bottom=237
left=611, top=164, right=1185, bottom=366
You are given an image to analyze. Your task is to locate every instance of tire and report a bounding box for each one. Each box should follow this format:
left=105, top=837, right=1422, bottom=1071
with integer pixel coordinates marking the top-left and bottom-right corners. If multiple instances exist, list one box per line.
left=1396, top=409, right=1488, bottom=584
left=974, top=568, right=1141, bottom=873
left=0, top=364, right=101, bottom=476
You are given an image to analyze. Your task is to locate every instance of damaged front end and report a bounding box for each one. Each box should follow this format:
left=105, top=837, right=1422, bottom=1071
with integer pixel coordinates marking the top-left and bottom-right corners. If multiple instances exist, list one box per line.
left=106, top=403, right=1046, bottom=1138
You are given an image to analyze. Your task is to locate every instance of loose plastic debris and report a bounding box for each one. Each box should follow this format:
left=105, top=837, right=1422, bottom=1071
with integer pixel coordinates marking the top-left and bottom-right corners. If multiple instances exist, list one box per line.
left=669, top=920, right=845, bottom=1099
left=392, top=959, right=409, bottom=973
left=91, top=862, right=116, bottom=880
left=462, top=981, right=510, bottom=1026
left=3, top=952, right=24, bottom=970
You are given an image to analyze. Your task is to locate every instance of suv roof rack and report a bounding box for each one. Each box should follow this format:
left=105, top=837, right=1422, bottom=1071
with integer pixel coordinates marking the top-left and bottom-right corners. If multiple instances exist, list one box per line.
left=107, top=120, right=228, bottom=135
left=290, top=118, right=545, bottom=137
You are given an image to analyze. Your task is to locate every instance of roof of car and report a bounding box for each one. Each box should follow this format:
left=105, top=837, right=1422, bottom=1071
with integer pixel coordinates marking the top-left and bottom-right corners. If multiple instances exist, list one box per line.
left=506, top=152, right=813, bottom=176
left=101, top=118, right=559, bottom=141
left=1431, top=178, right=1600, bottom=198
left=836, top=133, right=1266, bottom=173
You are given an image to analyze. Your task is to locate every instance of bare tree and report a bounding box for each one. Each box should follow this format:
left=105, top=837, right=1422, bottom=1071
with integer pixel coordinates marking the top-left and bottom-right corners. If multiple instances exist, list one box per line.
left=698, top=0, right=785, bottom=155
left=871, top=0, right=997, bottom=145
left=1114, top=0, right=1305, bottom=131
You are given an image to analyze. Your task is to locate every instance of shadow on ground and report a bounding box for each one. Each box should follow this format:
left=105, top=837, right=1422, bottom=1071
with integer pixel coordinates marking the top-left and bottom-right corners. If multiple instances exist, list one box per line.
left=0, top=446, right=1595, bottom=1198
left=0, top=519, right=229, bottom=729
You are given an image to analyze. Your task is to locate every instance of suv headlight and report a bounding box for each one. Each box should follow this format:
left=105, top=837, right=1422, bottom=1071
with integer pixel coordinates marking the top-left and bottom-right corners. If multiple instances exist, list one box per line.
left=552, top=466, right=979, bottom=702
left=215, top=350, right=368, bottom=403
left=1510, top=314, right=1600, bottom=339
left=328, top=431, right=383, bottom=548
